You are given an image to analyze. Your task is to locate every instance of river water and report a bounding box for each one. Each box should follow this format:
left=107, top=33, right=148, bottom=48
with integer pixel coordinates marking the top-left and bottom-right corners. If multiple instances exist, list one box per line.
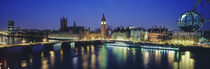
left=0, top=43, right=209, bottom=69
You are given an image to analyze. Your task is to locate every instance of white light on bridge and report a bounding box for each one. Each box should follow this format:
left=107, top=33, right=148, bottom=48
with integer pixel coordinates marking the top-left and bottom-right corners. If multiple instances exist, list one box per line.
left=43, top=38, right=47, bottom=42
left=22, top=40, right=26, bottom=43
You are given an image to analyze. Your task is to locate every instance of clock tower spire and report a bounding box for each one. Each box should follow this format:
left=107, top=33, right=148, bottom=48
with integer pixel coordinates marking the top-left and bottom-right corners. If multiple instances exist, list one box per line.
left=101, top=13, right=106, bottom=39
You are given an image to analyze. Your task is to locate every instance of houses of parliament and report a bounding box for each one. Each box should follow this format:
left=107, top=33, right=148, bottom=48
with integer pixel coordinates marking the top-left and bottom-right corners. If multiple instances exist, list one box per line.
left=59, top=14, right=107, bottom=40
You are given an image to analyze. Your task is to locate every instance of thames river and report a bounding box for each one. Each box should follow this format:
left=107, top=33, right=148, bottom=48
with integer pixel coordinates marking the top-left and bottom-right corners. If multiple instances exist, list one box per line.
left=0, top=43, right=210, bottom=69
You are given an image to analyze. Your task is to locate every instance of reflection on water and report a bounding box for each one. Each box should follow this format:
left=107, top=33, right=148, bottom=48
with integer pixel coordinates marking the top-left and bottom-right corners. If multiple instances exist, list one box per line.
left=180, top=51, right=194, bottom=69
left=60, top=49, right=63, bottom=64
left=81, top=46, right=88, bottom=69
left=21, top=60, right=27, bottom=68
left=90, top=45, right=96, bottom=69
left=98, top=45, right=107, bottom=69
left=142, top=49, right=149, bottom=69
left=0, top=43, right=209, bottom=69
left=49, top=51, right=55, bottom=67
left=168, top=51, right=175, bottom=68
left=42, top=58, right=48, bottom=69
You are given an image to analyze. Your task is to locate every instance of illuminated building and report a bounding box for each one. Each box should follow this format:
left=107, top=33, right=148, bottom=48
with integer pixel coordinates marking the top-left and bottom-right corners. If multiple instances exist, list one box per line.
left=112, top=26, right=130, bottom=40
left=130, top=27, right=145, bottom=42
left=101, top=14, right=106, bottom=38
left=112, top=31, right=129, bottom=40
left=60, top=17, right=68, bottom=32
left=148, top=26, right=169, bottom=43
left=8, top=19, right=15, bottom=34
left=83, top=14, right=107, bottom=40
left=55, top=18, right=84, bottom=40
left=142, top=31, right=149, bottom=41
left=107, top=25, right=113, bottom=39
left=112, top=26, right=148, bottom=41
left=169, top=31, right=201, bottom=46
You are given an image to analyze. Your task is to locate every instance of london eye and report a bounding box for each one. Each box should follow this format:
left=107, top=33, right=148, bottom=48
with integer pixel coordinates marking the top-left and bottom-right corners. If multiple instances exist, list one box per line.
left=177, top=0, right=210, bottom=32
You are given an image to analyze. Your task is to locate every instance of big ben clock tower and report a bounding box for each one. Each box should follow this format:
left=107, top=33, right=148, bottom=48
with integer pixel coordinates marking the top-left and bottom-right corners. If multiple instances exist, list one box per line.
left=101, top=14, right=106, bottom=39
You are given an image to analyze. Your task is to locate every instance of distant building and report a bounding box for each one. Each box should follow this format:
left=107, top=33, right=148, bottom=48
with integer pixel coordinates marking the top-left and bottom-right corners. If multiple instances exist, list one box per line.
left=8, top=20, right=15, bottom=34
left=60, top=17, right=68, bottom=32
left=15, top=29, right=48, bottom=42
left=52, top=19, right=85, bottom=40
left=114, top=26, right=130, bottom=32
left=68, top=21, right=85, bottom=34
left=59, top=17, right=85, bottom=34
left=130, top=27, right=145, bottom=42
left=107, top=25, right=113, bottom=38
left=84, top=14, right=107, bottom=40
left=112, top=26, right=148, bottom=41
left=148, top=26, right=169, bottom=43
left=101, top=14, right=106, bottom=38
left=112, top=26, right=130, bottom=40
left=168, top=31, right=201, bottom=45
left=112, top=31, right=129, bottom=40
left=51, top=17, right=86, bottom=40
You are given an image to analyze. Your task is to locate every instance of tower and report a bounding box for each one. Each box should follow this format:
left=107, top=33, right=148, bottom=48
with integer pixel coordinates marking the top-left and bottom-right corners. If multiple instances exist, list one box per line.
left=73, top=20, right=77, bottom=33
left=73, top=20, right=76, bottom=28
left=101, top=14, right=106, bottom=39
left=60, top=17, right=68, bottom=32
left=8, top=19, right=14, bottom=34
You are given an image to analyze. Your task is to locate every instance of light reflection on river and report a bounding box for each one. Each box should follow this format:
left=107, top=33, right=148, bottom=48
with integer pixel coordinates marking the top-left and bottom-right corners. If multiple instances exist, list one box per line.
left=0, top=43, right=209, bottom=69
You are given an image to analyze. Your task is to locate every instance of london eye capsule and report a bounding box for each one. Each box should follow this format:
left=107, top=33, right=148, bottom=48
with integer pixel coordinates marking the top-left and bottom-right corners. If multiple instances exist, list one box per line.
left=177, top=11, right=205, bottom=32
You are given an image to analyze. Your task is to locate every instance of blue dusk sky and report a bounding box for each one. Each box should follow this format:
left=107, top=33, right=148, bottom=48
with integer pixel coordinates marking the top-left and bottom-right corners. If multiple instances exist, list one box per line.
left=0, top=0, right=209, bottom=31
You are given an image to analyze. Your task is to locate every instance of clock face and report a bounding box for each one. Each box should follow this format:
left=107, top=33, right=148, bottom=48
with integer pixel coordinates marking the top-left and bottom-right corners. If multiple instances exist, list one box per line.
left=101, top=21, right=106, bottom=24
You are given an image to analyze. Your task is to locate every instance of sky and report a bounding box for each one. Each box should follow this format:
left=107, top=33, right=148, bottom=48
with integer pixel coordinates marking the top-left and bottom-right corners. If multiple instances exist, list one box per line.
left=0, top=0, right=210, bottom=31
